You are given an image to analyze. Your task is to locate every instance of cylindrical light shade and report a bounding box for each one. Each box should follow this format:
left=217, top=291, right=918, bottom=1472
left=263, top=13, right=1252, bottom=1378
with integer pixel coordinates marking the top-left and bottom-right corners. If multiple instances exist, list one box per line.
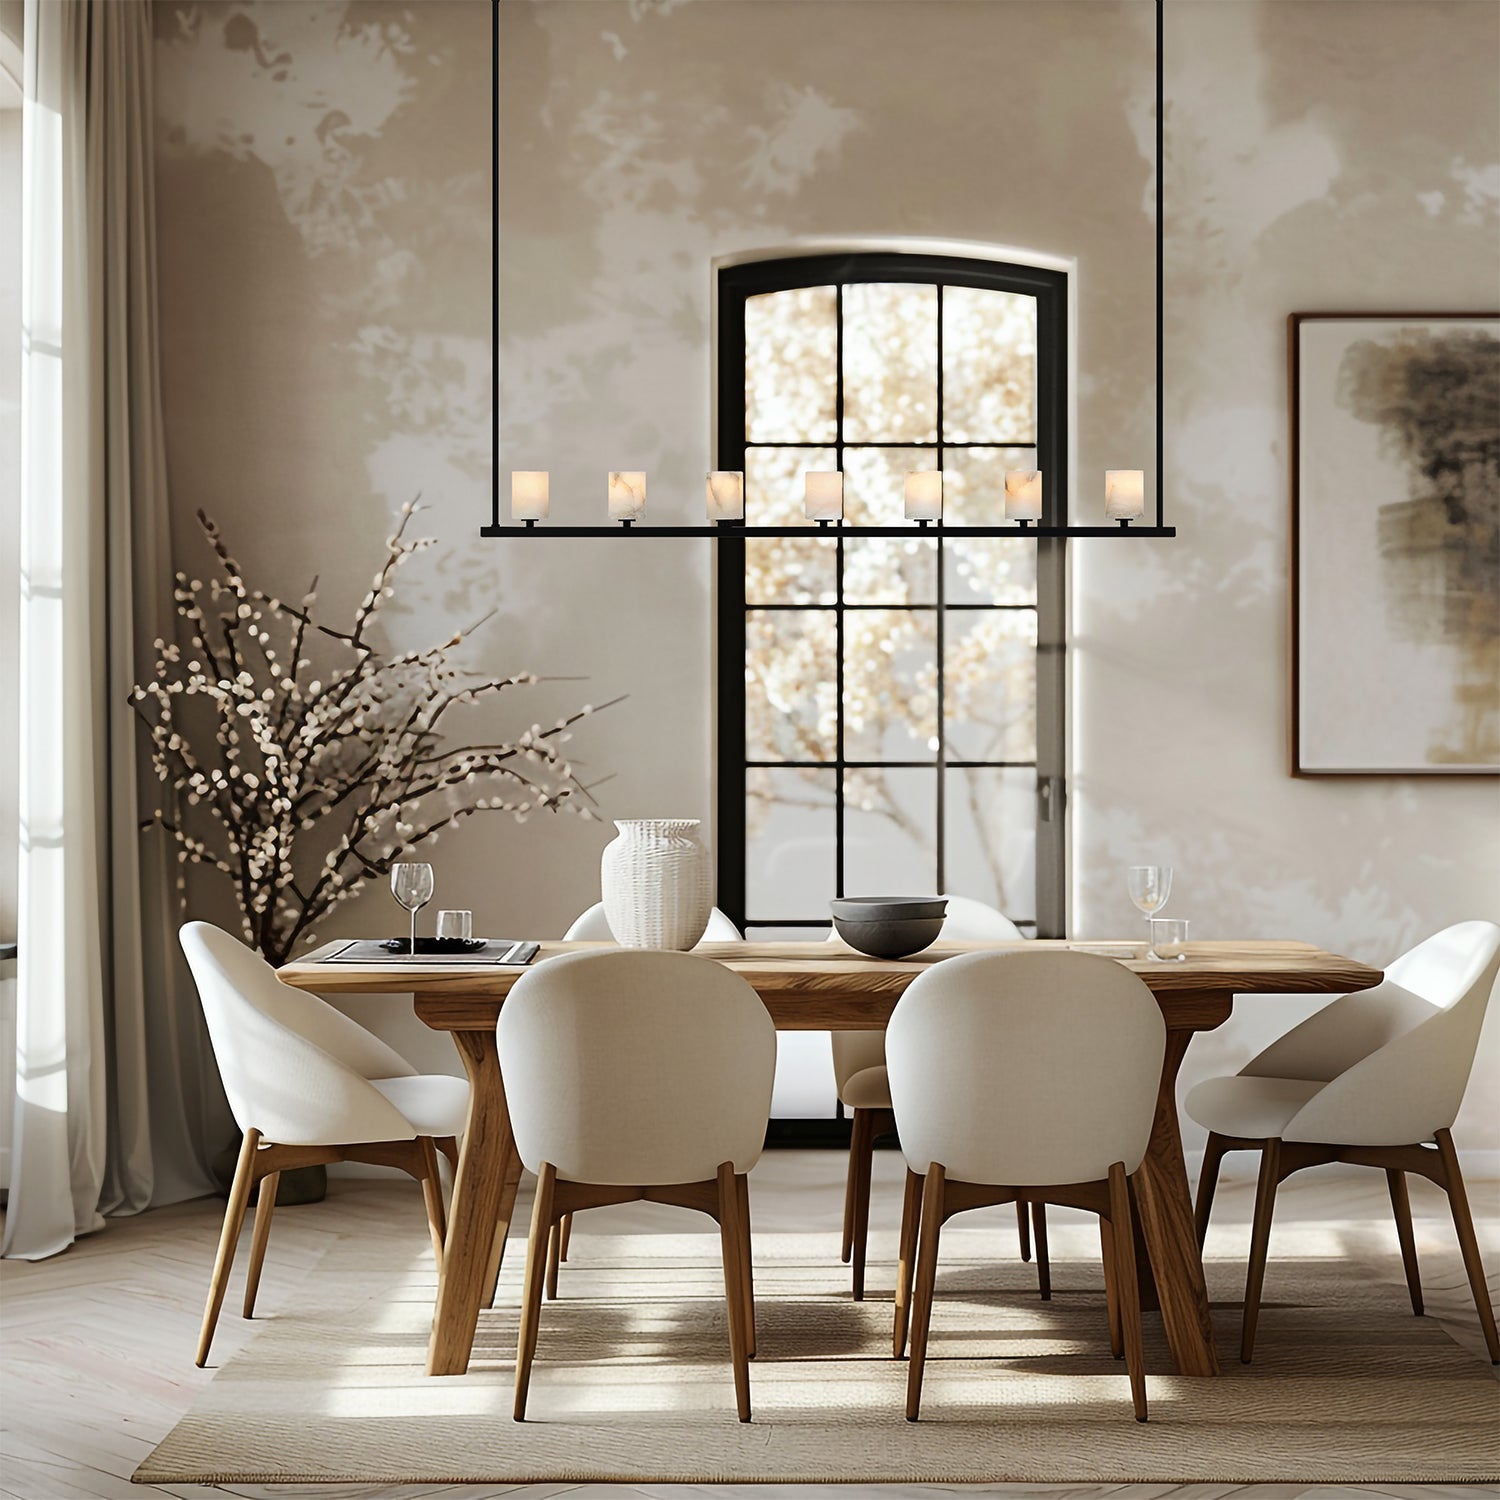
left=1105, top=469, right=1145, bottom=521
left=510, top=471, right=549, bottom=521
left=905, top=470, right=943, bottom=522
left=1004, top=470, right=1043, bottom=522
left=608, top=471, right=646, bottom=522
left=706, top=470, right=744, bottom=521
left=804, top=471, right=843, bottom=522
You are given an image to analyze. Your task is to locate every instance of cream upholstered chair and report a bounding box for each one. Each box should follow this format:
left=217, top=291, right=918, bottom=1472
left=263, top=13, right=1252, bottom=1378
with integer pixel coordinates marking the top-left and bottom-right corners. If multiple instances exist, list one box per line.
left=1188, top=919, right=1500, bottom=1364
left=564, top=900, right=745, bottom=942
left=548, top=902, right=744, bottom=1277
left=497, top=949, right=776, bottom=1422
left=829, top=896, right=1041, bottom=1300
left=180, top=922, right=469, bottom=1366
left=889, top=950, right=1164, bottom=1422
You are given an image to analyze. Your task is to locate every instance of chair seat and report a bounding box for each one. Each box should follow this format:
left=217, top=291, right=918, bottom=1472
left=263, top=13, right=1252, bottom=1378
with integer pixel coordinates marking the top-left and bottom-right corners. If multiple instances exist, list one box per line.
left=1184, top=1074, right=1323, bottom=1140
left=371, top=1075, right=470, bottom=1138
left=839, top=1064, right=892, bottom=1111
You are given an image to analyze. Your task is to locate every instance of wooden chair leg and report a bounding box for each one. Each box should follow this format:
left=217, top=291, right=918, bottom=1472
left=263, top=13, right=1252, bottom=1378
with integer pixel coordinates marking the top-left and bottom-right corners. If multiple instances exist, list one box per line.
left=1196, top=1131, right=1229, bottom=1249
left=905, top=1164, right=946, bottom=1421
left=1386, top=1167, right=1423, bottom=1316
left=513, top=1162, right=556, bottom=1421
left=1016, top=1199, right=1032, bottom=1262
left=893, top=1167, right=923, bottom=1358
left=558, top=1212, right=573, bottom=1262
left=841, top=1117, right=858, bottom=1264
left=1100, top=1216, right=1123, bottom=1357
left=1436, top=1129, right=1500, bottom=1363
left=545, top=1221, right=562, bottom=1300
left=420, top=1138, right=447, bottom=1270
left=849, top=1109, right=876, bottom=1300
left=196, top=1128, right=260, bottom=1367
left=1109, top=1163, right=1148, bottom=1422
left=1241, top=1138, right=1281, bottom=1364
left=241, top=1169, right=279, bottom=1319
left=736, top=1171, right=756, bottom=1360
left=716, top=1162, right=752, bottom=1422
left=1032, top=1202, right=1051, bottom=1301
left=434, top=1135, right=460, bottom=1172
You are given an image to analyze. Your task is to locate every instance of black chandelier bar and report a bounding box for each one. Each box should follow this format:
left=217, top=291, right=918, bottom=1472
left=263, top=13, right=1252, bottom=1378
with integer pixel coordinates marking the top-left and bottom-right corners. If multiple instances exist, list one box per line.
left=484, top=0, right=1171, bottom=542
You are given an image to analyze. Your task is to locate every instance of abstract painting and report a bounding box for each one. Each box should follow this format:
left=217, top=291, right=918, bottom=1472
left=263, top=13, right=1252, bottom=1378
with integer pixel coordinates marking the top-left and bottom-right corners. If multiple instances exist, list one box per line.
left=1291, top=313, right=1499, bottom=775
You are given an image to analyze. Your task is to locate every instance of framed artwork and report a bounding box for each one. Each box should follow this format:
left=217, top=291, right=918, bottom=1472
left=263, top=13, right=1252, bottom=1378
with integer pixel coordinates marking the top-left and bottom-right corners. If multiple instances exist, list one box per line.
left=1289, top=312, right=1499, bottom=776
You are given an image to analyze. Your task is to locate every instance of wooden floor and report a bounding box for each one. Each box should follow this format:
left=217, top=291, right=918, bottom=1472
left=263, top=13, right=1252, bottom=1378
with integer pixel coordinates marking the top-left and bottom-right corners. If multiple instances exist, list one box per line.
left=2, top=1149, right=1496, bottom=1500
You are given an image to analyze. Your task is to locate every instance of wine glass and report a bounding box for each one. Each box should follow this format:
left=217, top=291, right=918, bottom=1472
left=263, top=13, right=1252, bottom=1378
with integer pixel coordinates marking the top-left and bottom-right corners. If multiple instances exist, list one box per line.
left=1127, top=866, right=1172, bottom=946
left=391, top=863, right=435, bottom=955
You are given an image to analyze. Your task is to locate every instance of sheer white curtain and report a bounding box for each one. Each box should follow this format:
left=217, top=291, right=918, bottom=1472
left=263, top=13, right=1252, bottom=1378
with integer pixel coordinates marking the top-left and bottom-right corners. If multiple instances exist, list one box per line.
left=6, top=0, right=225, bottom=1260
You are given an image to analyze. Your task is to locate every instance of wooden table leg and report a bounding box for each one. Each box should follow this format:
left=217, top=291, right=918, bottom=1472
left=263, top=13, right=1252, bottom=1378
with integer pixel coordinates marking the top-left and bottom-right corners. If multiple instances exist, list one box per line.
left=1132, top=1024, right=1220, bottom=1376
left=427, top=1027, right=521, bottom=1376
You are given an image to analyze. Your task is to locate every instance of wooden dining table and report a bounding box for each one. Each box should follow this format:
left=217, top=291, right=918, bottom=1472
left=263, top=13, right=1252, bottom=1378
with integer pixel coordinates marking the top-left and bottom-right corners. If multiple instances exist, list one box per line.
left=279, top=937, right=1382, bottom=1380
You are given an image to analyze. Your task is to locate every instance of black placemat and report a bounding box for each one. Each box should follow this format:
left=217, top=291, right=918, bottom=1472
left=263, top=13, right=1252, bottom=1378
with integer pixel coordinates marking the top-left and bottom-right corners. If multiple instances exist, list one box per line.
left=318, top=939, right=539, bottom=966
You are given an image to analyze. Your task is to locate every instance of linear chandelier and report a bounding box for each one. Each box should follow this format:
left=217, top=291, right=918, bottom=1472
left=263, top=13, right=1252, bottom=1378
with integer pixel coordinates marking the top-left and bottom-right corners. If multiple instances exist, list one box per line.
left=484, top=0, right=1171, bottom=542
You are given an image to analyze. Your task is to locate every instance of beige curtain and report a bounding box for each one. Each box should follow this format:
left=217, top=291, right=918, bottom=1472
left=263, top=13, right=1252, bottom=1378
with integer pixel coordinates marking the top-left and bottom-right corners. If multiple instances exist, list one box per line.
left=6, top=0, right=226, bottom=1260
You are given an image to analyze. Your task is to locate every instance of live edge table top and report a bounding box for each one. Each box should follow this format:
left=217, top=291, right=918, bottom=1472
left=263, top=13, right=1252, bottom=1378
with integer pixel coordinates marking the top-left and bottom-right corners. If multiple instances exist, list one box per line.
left=281, top=938, right=1384, bottom=1031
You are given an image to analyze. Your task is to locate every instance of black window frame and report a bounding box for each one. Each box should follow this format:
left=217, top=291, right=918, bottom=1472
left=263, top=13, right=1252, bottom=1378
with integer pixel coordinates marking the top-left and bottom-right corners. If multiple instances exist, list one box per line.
left=714, top=251, right=1069, bottom=939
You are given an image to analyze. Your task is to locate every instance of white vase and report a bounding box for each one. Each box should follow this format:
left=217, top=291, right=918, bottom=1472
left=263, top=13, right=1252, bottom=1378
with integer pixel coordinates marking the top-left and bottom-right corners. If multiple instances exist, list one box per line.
left=600, top=819, right=712, bottom=950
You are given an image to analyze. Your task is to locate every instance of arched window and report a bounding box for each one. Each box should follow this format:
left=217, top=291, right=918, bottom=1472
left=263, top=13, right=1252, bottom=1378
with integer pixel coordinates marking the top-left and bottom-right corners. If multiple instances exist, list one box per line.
left=715, top=252, right=1067, bottom=944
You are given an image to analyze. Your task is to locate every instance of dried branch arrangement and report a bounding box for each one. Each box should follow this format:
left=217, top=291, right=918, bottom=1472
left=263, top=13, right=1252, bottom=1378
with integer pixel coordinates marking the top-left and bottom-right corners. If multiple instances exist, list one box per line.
left=132, top=503, right=617, bottom=964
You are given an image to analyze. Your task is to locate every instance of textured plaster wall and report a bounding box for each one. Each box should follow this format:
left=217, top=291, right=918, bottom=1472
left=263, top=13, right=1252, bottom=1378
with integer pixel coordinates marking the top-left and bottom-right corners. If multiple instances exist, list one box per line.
left=152, top=0, right=1499, bottom=1152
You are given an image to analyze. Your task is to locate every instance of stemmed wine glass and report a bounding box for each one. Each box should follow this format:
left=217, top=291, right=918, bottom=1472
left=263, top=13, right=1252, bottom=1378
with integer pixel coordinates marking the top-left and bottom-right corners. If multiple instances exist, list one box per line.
left=1126, top=866, right=1172, bottom=946
left=391, top=863, right=435, bottom=955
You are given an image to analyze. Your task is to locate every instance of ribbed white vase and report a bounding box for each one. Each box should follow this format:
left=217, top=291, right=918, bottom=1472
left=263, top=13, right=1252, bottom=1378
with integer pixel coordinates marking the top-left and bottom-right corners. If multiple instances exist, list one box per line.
left=600, top=819, right=712, bottom=951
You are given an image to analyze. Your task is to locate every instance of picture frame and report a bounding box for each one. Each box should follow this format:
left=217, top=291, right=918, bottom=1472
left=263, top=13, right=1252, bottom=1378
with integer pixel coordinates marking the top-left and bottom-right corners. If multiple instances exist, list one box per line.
left=1288, top=311, right=1499, bottom=776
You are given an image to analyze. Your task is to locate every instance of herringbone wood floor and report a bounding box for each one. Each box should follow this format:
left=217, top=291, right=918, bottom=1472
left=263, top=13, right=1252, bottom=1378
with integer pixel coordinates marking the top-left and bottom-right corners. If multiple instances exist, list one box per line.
left=2, top=1151, right=1496, bottom=1500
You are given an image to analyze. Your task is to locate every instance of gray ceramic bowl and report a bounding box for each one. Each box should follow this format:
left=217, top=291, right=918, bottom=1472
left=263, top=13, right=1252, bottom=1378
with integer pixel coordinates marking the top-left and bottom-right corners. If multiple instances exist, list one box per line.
left=831, top=916, right=944, bottom=959
left=829, top=896, right=947, bottom=922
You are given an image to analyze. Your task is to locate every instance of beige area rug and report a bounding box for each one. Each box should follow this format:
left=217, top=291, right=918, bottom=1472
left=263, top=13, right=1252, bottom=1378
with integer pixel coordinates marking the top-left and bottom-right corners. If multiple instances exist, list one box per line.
left=136, top=1219, right=1500, bottom=1485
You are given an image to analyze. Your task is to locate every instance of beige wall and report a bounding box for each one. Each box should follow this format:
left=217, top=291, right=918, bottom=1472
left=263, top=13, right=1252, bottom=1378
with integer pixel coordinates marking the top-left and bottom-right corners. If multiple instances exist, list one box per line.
left=152, top=0, right=1500, bottom=1153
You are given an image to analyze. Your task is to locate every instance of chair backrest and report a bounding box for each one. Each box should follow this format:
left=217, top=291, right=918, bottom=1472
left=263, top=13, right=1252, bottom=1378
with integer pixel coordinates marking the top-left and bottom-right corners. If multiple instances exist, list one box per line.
left=886, top=950, right=1165, bottom=1185
left=497, top=949, right=776, bottom=1185
left=563, top=901, right=744, bottom=943
left=830, top=896, right=1024, bottom=1094
left=1280, top=920, right=1500, bottom=1147
left=179, top=922, right=417, bottom=1147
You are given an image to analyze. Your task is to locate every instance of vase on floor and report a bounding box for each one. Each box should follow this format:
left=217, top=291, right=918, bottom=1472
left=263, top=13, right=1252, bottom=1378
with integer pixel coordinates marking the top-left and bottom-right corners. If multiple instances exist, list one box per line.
left=601, top=818, right=712, bottom=950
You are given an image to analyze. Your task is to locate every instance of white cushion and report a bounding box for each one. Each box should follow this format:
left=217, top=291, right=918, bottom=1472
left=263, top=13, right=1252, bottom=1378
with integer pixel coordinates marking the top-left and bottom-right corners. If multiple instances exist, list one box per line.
left=1184, top=1075, right=1323, bottom=1140
left=370, top=1075, right=471, bottom=1138
left=840, top=1064, right=892, bottom=1111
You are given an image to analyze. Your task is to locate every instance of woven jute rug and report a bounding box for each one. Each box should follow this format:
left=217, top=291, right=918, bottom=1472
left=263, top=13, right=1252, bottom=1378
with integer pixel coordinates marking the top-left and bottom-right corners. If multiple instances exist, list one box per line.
left=135, top=1219, right=1500, bottom=1485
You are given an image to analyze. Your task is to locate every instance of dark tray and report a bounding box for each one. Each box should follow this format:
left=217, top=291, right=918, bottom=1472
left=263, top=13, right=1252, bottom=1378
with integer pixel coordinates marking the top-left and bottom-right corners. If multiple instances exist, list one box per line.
left=379, top=936, right=486, bottom=955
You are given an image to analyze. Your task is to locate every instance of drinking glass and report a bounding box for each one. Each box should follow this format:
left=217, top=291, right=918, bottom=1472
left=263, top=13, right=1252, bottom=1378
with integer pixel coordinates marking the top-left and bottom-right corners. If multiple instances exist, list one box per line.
left=1127, top=865, right=1172, bottom=946
left=1149, top=917, right=1190, bottom=961
left=436, top=909, right=473, bottom=942
left=391, top=863, right=435, bottom=954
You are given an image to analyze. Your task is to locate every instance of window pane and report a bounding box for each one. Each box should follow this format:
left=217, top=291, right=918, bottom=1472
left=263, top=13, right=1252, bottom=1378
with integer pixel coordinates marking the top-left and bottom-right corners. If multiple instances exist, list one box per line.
left=843, top=283, right=938, bottom=442
left=843, top=609, right=937, bottom=761
left=843, top=445, right=929, bottom=526
left=944, top=609, right=1037, bottom=761
left=746, top=445, right=838, bottom=604
left=943, top=286, right=1036, bottom=443
left=746, top=286, right=837, bottom=443
left=944, top=539, right=1037, bottom=606
left=748, top=767, right=836, bottom=919
left=943, top=445, right=1037, bottom=526
left=944, top=767, right=1036, bottom=922
left=843, top=537, right=937, bottom=606
left=747, top=609, right=837, bottom=761
left=843, top=768, right=938, bottom=895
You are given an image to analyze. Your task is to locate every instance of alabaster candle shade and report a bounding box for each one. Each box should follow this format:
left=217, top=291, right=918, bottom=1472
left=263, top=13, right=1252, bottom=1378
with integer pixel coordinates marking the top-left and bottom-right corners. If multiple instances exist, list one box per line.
left=706, top=471, right=744, bottom=522
left=905, top=470, right=943, bottom=522
left=1004, top=470, right=1043, bottom=522
left=1105, top=469, right=1145, bottom=521
left=804, top=471, right=843, bottom=523
left=608, top=471, right=646, bottom=522
left=510, top=471, right=549, bottom=522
